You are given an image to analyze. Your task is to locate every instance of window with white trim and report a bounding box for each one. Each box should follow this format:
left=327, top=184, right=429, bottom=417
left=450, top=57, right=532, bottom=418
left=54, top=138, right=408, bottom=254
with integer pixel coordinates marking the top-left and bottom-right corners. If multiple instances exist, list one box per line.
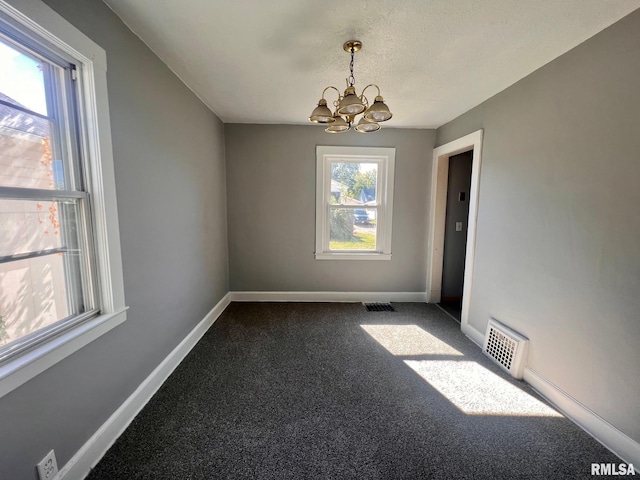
left=0, top=1, right=126, bottom=397
left=315, top=146, right=395, bottom=260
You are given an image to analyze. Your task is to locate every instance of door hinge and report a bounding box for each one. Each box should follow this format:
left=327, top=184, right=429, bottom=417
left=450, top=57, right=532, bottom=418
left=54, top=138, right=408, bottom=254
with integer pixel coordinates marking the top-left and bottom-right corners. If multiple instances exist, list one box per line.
left=71, top=64, right=78, bottom=81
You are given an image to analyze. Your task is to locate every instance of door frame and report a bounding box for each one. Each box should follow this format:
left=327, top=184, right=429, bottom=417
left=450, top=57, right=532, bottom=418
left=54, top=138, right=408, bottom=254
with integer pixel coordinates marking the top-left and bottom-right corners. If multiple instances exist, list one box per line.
left=426, top=130, right=483, bottom=336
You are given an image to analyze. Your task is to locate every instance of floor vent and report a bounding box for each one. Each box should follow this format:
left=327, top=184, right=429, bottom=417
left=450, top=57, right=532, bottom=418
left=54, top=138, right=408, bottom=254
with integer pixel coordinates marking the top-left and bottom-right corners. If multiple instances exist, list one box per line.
left=483, top=319, right=529, bottom=379
left=364, top=303, right=395, bottom=312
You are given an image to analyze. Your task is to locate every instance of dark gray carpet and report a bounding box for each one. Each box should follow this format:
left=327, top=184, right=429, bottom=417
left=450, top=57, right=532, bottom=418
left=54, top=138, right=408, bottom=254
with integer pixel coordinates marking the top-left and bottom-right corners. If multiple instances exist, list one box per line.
left=87, top=302, right=621, bottom=479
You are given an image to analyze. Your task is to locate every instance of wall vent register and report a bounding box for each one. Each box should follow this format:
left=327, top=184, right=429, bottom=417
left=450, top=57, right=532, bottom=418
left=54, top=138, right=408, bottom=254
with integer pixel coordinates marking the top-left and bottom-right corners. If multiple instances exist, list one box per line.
left=364, top=303, right=396, bottom=312
left=483, top=319, right=529, bottom=379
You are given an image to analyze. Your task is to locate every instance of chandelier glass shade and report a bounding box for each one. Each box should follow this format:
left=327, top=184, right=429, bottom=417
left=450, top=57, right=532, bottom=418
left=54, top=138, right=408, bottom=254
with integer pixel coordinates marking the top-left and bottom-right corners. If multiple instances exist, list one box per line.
left=308, top=40, right=393, bottom=133
left=325, top=112, right=350, bottom=133
left=355, top=116, right=381, bottom=133
left=308, top=99, right=334, bottom=124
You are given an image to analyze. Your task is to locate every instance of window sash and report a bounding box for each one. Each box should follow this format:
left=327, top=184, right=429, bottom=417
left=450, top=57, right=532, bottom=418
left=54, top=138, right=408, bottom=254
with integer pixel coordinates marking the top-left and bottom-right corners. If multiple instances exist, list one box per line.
left=327, top=159, right=383, bottom=204
left=0, top=195, right=97, bottom=338
left=0, top=189, right=92, bottom=263
left=328, top=205, right=380, bottom=253
left=0, top=25, right=83, bottom=194
left=325, top=207, right=382, bottom=251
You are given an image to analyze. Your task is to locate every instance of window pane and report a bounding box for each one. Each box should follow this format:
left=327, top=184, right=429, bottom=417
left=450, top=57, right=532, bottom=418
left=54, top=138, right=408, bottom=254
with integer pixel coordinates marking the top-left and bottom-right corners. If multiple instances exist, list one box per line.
left=0, top=198, right=66, bottom=256
left=0, top=105, right=64, bottom=189
left=330, top=162, right=377, bottom=204
left=329, top=207, right=377, bottom=251
left=0, top=254, right=69, bottom=348
left=0, top=198, right=88, bottom=347
left=0, top=36, right=48, bottom=115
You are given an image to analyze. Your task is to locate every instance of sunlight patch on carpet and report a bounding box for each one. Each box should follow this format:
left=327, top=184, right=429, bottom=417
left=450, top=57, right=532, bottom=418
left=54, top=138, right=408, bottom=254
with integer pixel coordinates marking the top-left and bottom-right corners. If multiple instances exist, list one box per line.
left=405, top=360, right=562, bottom=417
left=360, top=324, right=463, bottom=356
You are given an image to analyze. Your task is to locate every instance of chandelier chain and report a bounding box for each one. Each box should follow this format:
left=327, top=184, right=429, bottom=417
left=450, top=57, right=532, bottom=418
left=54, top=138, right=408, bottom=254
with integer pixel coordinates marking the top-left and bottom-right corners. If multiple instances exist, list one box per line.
left=348, top=47, right=356, bottom=86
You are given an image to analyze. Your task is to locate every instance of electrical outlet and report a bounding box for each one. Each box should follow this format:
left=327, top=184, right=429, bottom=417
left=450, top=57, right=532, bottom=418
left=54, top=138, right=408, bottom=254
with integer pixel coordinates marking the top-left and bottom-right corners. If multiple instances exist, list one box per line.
left=37, top=450, right=58, bottom=480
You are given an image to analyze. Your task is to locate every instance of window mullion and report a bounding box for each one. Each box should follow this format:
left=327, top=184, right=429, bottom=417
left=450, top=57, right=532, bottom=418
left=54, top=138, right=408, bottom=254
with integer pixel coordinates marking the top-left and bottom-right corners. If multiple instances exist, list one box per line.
left=331, top=203, right=379, bottom=209
left=0, top=247, right=76, bottom=264
left=0, top=98, right=54, bottom=121
left=0, top=186, right=87, bottom=200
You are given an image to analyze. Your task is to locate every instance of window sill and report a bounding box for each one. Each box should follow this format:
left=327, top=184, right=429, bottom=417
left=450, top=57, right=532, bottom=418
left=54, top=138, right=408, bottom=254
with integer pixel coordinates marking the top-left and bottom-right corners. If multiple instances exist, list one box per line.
left=0, top=307, right=128, bottom=398
left=315, top=252, right=392, bottom=261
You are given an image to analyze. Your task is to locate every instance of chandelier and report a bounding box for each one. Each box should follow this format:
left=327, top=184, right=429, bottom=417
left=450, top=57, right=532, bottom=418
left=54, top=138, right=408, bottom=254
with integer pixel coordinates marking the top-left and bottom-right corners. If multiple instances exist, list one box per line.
left=308, top=40, right=393, bottom=133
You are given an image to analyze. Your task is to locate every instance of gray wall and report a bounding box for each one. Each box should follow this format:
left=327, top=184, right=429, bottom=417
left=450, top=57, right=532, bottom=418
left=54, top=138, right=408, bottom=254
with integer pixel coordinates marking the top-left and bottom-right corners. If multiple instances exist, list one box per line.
left=0, top=1, right=229, bottom=478
left=436, top=9, right=640, bottom=442
left=225, top=124, right=435, bottom=293
left=441, top=151, right=472, bottom=299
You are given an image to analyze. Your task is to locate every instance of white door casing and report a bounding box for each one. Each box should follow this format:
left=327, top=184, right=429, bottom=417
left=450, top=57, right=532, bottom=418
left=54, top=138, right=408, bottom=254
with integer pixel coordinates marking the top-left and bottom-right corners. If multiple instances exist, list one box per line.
left=427, top=130, right=483, bottom=339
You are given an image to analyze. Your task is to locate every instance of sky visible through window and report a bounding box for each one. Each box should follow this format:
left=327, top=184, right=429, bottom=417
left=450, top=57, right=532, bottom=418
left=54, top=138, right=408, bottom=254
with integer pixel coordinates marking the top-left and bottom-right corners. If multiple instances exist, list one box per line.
left=0, top=37, right=47, bottom=115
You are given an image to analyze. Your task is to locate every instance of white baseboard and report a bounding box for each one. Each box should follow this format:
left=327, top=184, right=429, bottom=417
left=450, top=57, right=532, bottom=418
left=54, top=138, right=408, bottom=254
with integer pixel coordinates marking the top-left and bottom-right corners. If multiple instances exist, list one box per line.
left=229, top=291, right=427, bottom=303
left=462, top=323, right=484, bottom=347
left=524, top=367, right=640, bottom=472
left=58, top=293, right=231, bottom=480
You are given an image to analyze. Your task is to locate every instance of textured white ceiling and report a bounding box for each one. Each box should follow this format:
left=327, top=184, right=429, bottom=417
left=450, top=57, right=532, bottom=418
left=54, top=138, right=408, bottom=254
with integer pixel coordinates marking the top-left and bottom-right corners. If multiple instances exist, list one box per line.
left=103, top=0, right=640, bottom=128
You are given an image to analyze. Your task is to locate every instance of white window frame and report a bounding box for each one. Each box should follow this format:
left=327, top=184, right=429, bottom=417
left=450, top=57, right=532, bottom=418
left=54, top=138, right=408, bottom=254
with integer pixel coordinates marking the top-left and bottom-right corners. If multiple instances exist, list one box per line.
left=315, top=146, right=395, bottom=260
left=0, top=0, right=127, bottom=398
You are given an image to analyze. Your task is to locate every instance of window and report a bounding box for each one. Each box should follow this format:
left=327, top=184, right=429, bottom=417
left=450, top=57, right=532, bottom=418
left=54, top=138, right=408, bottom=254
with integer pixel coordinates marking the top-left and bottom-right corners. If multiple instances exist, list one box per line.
left=315, top=146, right=395, bottom=260
left=0, top=1, right=126, bottom=397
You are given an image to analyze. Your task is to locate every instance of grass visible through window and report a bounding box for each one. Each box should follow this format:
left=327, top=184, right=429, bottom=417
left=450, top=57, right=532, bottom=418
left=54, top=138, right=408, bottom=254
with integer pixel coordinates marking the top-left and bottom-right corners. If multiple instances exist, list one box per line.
left=330, top=231, right=376, bottom=250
